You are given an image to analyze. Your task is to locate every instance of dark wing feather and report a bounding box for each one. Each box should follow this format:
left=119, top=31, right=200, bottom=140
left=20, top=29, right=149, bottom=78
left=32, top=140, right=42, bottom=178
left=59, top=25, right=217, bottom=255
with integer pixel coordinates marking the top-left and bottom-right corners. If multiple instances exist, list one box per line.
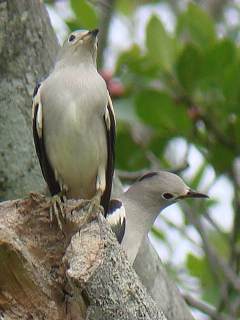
left=32, top=82, right=61, bottom=196
left=107, top=199, right=126, bottom=244
left=101, top=96, right=115, bottom=215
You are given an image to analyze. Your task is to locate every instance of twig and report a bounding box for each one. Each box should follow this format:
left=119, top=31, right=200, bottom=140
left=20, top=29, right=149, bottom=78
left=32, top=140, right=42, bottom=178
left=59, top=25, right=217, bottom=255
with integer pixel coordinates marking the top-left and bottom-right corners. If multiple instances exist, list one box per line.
left=180, top=202, right=240, bottom=293
left=116, top=169, right=149, bottom=181
left=160, top=215, right=200, bottom=248
left=117, top=161, right=189, bottom=182
left=183, top=294, right=235, bottom=320
left=97, top=0, right=116, bottom=68
left=217, top=167, right=240, bottom=313
left=229, top=167, right=240, bottom=273
left=203, top=211, right=228, bottom=239
left=201, top=115, right=237, bottom=151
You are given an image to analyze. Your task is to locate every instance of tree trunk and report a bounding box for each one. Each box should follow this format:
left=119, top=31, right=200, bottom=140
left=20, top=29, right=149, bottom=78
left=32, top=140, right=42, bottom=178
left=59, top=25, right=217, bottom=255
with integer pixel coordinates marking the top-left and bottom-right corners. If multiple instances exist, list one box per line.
left=0, top=0, right=58, bottom=200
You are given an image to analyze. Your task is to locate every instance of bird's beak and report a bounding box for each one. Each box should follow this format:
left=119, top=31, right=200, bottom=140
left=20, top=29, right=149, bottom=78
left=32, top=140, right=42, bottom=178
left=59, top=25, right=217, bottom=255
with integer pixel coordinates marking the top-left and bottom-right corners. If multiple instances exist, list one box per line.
left=88, top=29, right=99, bottom=38
left=177, top=189, right=209, bottom=200
left=80, top=29, right=99, bottom=42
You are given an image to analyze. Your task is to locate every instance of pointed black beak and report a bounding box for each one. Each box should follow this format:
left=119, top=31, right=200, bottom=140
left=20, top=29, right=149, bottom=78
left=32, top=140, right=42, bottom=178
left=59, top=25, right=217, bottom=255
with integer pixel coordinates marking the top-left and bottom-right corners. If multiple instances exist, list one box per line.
left=178, top=189, right=209, bottom=200
left=89, top=29, right=99, bottom=37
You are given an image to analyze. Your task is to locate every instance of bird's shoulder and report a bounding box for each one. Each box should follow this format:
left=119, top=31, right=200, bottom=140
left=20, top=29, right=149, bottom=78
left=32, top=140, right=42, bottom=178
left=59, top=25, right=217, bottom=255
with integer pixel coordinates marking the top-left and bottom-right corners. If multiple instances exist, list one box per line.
left=106, top=199, right=126, bottom=243
left=42, top=64, right=107, bottom=96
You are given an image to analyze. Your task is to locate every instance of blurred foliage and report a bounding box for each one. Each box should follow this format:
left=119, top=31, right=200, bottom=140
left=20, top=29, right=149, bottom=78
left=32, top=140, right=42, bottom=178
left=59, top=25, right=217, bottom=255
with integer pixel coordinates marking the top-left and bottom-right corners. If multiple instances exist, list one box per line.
left=67, top=0, right=99, bottom=30
left=48, top=0, right=240, bottom=318
left=114, top=5, right=240, bottom=176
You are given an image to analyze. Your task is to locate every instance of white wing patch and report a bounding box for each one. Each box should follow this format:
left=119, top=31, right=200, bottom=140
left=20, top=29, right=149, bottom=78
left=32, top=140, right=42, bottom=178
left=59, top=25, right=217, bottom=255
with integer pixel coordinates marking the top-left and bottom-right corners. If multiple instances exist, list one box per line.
left=32, top=86, right=43, bottom=139
left=104, top=92, right=116, bottom=130
left=104, top=107, right=111, bottom=130
left=106, top=200, right=126, bottom=226
left=107, top=91, right=116, bottom=125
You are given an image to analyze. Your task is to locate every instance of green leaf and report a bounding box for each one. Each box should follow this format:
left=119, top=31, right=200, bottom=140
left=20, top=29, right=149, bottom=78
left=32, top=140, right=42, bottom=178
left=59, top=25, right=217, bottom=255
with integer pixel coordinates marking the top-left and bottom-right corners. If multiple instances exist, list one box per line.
left=65, top=19, right=81, bottom=32
left=148, top=133, right=168, bottom=161
left=70, top=0, right=98, bottom=28
left=151, top=226, right=166, bottom=241
left=208, top=143, right=235, bottom=173
left=186, top=253, right=219, bottom=304
left=116, top=0, right=159, bottom=15
left=146, top=15, right=177, bottom=71
left=207, top=230, right=229, bottom=258
left=135, top=89, right=191, bottom=136
left=116, top=45, right=161, bottom=80
left=190, top=161, right=207, bottom=190
left=198, top=39, right=237, bottom=93
left=116, top=0, right=137, bottom=15
left=176, top=44, right=203, bottom=93
left=201, top=40, right=240, bottom=113
left=116, top=124, right=148, bottom=170
left=177, top=3, right=215, bottom=48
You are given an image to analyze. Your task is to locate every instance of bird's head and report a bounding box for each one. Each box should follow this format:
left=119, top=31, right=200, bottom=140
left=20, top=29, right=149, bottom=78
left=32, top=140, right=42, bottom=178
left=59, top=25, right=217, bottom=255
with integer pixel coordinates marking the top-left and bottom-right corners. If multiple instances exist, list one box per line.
left=57, top=29, right=99, bottom=65
left=128, top=171, right=208, bottom=211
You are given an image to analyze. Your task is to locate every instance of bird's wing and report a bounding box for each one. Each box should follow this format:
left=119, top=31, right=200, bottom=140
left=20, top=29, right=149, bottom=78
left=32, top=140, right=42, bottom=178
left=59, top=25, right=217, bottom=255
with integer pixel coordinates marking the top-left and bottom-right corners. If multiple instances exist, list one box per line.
left=101, top=92, right=116, bottom=215
left=106, top=199, right=126, bottom=243
left=32, top=82, right=61, bottom=196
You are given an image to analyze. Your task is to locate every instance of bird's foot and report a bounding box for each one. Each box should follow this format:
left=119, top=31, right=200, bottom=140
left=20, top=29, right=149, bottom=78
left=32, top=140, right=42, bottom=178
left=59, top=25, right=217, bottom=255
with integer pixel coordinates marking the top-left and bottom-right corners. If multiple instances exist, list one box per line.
left=49, top=194, right=66, bottom=231
left=68, top=193, right=104, bottom=227
left=29, top=192, right=66, bottom=231
left=29, top=192, right=51, bottom=212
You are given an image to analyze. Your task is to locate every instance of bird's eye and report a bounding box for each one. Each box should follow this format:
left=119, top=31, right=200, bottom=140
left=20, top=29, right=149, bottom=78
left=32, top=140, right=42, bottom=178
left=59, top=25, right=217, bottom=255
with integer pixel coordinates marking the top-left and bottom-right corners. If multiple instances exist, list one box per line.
left=162, top=192, right=174, bottom=200
left=68, top=34, right=76, bottom=42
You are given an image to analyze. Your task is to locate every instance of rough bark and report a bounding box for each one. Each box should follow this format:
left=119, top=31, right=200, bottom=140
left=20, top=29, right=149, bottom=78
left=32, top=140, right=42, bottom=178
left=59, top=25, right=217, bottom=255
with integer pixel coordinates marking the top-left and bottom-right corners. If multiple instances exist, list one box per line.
left=0, top=0, right=58, bottom=200
left=0, top=198, right=167, bottom=320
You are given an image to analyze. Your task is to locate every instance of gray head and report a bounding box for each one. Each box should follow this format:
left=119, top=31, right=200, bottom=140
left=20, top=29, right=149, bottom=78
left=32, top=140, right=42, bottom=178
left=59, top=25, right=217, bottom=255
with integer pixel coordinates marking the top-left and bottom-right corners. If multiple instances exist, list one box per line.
left=126, top=171, right=208, bottom=212
left=56, top=29, right=99, bottom=66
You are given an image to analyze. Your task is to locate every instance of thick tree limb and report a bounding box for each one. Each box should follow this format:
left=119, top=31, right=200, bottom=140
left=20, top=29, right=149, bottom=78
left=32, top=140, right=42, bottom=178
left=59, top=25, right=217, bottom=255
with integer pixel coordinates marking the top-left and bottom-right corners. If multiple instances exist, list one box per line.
left=0, top=198, right=167, bottom=320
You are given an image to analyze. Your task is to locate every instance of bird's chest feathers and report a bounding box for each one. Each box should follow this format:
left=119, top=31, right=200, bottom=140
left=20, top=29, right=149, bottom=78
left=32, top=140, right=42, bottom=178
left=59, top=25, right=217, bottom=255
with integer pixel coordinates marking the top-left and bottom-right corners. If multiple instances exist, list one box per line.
left=43, top=68, right=108, bottom=183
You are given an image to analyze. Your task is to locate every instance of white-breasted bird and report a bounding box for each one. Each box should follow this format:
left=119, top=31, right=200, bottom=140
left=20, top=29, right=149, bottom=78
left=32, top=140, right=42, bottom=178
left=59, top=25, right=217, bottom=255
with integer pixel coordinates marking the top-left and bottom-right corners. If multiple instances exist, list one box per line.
left=107, top=171, right=208, bottom=264
left=32, top=29, right=115, bottom=227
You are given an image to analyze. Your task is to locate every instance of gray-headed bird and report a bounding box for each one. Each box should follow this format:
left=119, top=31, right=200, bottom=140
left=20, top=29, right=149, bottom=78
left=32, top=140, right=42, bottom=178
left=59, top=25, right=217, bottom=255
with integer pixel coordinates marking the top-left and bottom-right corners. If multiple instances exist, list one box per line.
left=107, top=171, right=208, bottom=264
left=32, top=29, right=115, bottom=228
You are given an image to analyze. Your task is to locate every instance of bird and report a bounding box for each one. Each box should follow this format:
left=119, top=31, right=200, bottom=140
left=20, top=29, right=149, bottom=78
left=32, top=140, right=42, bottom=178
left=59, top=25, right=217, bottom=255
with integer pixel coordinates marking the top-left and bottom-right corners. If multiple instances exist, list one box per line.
left=32, top=29, right=115, bottom=228
left=106, top=171, right=208, bottom=264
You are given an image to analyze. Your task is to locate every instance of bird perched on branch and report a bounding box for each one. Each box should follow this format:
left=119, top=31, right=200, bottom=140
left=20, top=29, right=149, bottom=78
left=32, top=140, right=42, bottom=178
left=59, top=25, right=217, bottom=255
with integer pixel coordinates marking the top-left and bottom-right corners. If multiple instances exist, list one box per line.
left=107, top=171, right=208, bottom=264
left=32, top=29, right=115, bottom=229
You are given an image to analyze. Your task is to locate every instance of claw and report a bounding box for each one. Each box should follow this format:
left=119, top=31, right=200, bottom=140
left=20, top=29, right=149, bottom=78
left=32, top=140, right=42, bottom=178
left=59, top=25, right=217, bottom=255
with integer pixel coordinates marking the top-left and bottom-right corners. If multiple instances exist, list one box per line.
left=68, top=191, right=104, bottom=227
left=50, top=194, right=66, bottom=231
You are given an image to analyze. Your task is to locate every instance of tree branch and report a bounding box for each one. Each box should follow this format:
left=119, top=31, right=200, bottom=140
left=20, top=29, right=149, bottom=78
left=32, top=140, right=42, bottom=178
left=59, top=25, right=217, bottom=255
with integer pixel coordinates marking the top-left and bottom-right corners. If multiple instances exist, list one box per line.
left=181, top=202, right=240, bottom=293
left=0, top=197, right=167, bottom=320
left=96, top=0, right=116, bottom=68
left=183, top=294, right=235, bottom=320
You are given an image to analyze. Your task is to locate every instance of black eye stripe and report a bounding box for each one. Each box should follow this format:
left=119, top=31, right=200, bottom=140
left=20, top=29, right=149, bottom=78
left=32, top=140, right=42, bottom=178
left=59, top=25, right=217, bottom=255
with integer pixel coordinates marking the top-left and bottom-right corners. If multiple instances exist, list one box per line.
left=162, top=192, right=174, bottom=200
left=68, top=34, right=76, bottom=42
